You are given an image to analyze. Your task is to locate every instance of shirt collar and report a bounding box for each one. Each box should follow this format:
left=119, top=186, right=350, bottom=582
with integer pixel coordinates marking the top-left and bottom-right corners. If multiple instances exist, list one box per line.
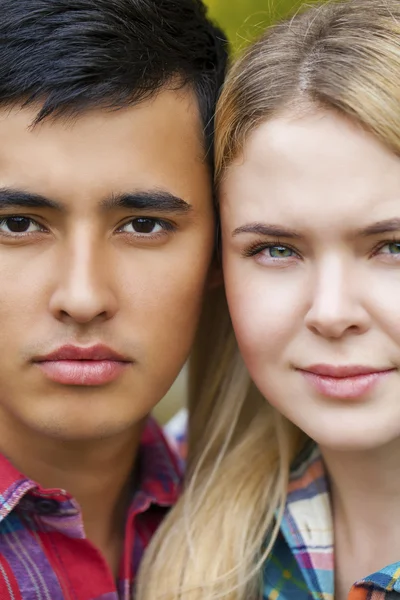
left=279, top=442, right=334, bottom=598
left=0, top=457, right=35, bottom=520
left=134, top=416, right=181, bottom=507
left=0, top=416, right=181, bottom=520
left=280, top=442, right=400, bottom=597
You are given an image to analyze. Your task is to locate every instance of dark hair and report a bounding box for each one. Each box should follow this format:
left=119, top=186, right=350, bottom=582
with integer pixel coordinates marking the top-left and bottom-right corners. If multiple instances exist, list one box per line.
left=0, top=0, right=228, bottom=162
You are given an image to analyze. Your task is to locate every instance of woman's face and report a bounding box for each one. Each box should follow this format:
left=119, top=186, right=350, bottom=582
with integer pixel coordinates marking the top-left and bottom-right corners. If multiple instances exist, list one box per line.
left=221, top=110, right=400, bottom=450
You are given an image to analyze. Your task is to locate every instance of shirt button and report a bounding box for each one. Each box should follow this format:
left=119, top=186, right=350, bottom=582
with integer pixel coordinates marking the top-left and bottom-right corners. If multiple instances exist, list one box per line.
left=34, top=498, right=59, bottom=515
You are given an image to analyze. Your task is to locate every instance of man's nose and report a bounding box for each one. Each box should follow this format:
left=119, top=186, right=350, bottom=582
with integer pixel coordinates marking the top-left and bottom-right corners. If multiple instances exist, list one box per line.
left=48, top=233, right=118, bottom=325
left=304, top=256, right=370, bottom=339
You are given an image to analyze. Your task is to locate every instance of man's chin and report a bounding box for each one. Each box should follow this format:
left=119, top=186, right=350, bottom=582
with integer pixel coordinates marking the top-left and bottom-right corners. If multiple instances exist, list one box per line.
left=0, top=399, right=147, bottom=443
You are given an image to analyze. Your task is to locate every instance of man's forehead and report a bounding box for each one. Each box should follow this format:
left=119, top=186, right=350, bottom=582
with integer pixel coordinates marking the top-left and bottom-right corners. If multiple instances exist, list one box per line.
left=0, top=89, right=211, bottom=212
left=0, top=89, right=205, bottom=163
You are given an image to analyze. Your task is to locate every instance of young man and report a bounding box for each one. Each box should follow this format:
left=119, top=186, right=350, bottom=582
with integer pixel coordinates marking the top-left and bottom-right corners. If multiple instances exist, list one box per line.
left=0, top=1, right=227, bottom=598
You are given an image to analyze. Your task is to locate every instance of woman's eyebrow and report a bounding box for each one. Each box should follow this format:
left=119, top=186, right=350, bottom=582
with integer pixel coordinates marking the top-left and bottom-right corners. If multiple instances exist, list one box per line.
left=232, top=222, right=302, bottom=238
left=359, top=218, right=400, bottom=236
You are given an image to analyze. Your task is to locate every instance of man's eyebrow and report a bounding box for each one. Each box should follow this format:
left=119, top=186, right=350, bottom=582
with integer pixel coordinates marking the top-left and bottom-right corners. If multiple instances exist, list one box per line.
left=0, top=188, right=193, bottom=214
left=359, top=218, right=400, bottom=236
left=102, top=191, right=192, bottom=214
left=0, top=188, right=63, bottom=210
left=232, top=222, right=302, bottom=238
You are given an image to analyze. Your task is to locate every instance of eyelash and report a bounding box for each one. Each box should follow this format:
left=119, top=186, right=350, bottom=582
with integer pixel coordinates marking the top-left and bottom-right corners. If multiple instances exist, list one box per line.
left=371, top=237, right=400, bottom=256
left=242, top=239, right=299, bottom=259
left=0, top=216, right=47, bottom=236
left=242, top=237, right=400, bottom=259
left=116, top=217, right=176, bottom=237
left=0, top=215, right=176, bottom=237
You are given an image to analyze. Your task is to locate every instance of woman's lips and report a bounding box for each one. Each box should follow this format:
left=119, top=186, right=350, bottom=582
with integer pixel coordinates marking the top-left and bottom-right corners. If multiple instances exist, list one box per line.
left=299, top=364, right=395, bottom=400
left=33, top=344, right=131, bottom=386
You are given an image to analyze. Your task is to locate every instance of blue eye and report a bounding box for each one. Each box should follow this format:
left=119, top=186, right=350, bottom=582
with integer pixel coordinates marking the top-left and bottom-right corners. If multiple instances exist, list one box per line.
left=268, top=245, right=294, bottom=258
left=242, top=241, right=300, bottom=261
left=388, top=243, right=400, bottom=254
left=380, top=242, right=400, bottom=255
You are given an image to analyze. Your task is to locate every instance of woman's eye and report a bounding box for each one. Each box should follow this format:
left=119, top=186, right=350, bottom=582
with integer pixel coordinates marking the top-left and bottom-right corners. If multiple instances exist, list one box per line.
left=243, top=242, right=299, bottom=263
left=0, top=217, right=43, bottom=234
left=267, top=245, right=294, bottom=258
left=118, top=218, right=168, bottom=235
left=379, top=242, right=400, bottom=255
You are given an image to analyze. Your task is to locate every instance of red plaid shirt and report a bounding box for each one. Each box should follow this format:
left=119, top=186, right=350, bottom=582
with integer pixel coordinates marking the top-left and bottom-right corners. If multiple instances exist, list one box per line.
left=0, top=417, right=181, bottom=600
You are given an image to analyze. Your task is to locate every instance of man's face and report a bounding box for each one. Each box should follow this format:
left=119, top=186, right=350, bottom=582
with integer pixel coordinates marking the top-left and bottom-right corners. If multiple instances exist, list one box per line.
left=0, top=89, right=214, bottom=441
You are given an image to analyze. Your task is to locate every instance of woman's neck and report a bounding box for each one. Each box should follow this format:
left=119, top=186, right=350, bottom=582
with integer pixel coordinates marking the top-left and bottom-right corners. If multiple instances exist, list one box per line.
left=320, top=438, right=400, bottom=600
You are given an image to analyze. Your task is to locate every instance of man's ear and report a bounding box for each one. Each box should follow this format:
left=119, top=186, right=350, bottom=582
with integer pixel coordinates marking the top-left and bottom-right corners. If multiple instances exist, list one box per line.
left=207, top=258, right=223, bottom=290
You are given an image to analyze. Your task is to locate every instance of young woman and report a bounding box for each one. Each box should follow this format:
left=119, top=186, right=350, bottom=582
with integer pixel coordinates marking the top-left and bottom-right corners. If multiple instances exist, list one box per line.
left=137, top=0, right=400, bottom=598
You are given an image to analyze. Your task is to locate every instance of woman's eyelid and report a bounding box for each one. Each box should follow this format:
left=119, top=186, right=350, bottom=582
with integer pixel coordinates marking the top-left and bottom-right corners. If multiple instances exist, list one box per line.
left=376, top=242, right=400, bottom=255
left=371, top=238, right=400, bottom=255
left=243, top=239, right=302, bottom=259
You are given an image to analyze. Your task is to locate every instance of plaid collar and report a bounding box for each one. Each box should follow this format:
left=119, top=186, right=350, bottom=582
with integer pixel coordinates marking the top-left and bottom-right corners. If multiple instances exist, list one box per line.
left=269, top=442, right=400, bottom=599
left=279, top=442, right=334, bottom=599
left=135, top=416, right=181, bottom=505
left=0, top=417, right=180, bottom=600
left=0, top=416, right=181, bottom=521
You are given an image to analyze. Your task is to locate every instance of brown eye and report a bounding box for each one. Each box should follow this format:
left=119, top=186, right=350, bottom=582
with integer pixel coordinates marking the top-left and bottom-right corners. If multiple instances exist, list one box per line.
left=0, top=217, right=41, bottom=234
left=118, top=217, right=173, bottom=235
left=131, top=218, right=160, bottom=234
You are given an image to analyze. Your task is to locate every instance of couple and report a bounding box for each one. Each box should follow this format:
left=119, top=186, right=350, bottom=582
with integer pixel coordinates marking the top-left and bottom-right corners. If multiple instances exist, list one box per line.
left=0, top=0, right=399, bottom=599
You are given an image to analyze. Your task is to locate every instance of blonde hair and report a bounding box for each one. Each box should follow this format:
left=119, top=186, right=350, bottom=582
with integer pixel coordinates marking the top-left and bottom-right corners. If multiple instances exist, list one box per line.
left=137, top=1, right=400, bottom=598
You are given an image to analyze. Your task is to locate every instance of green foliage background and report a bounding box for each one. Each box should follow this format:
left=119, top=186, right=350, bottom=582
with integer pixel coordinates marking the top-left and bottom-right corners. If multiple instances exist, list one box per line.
left=205, top=0, right=318, bottom=52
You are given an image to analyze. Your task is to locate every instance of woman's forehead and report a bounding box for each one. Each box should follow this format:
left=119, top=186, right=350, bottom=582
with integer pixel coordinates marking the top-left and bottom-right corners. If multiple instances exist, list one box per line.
left=220, top=110, right=400, bottom=230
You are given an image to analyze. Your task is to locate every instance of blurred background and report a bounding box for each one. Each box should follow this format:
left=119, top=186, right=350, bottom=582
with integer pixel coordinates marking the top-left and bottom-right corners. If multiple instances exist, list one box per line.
left=206, top=0, right=308, bottom=53
left=154, top=0, right=316, bottom=423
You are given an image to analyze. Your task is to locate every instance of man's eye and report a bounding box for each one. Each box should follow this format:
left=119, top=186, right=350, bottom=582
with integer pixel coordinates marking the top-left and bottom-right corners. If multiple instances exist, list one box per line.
left=118, top=218, right=171, bottom=235
left=0, top=217, right=43, bottom=234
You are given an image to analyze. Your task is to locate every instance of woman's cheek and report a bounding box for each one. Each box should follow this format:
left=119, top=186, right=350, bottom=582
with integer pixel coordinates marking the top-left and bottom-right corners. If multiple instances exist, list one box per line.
left=228, top=283, right=288, bottom=361
left=226, top=257, right=309, bottom=358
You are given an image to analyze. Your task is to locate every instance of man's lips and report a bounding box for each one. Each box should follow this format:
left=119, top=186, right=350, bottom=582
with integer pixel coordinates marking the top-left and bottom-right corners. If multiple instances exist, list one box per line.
left=33, top=344, right=132, bottom=386
left=34, top=344, right=129, bottom=362
left=298, top=364, right=396, bottom=400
